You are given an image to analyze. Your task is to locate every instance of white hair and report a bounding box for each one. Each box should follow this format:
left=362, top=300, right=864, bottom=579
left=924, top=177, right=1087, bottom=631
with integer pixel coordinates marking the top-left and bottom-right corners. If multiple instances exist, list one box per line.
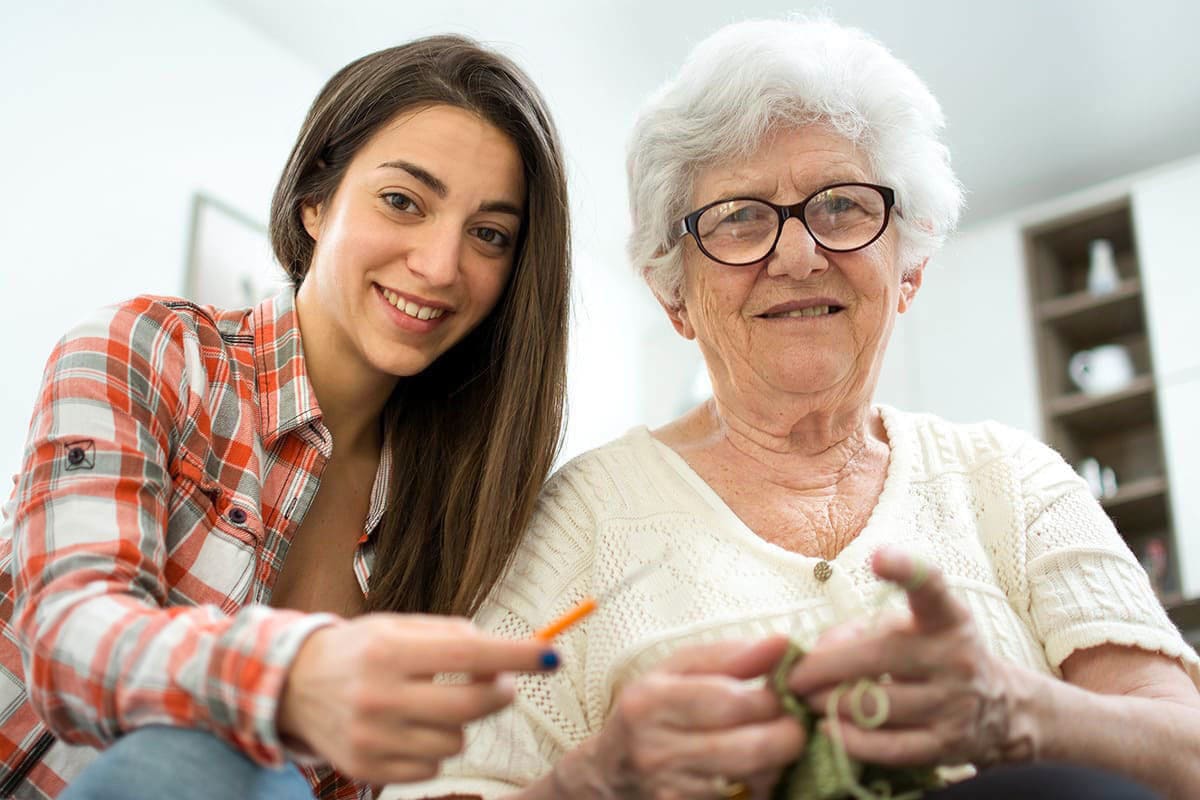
left=627, top=16, right=965, bottom=302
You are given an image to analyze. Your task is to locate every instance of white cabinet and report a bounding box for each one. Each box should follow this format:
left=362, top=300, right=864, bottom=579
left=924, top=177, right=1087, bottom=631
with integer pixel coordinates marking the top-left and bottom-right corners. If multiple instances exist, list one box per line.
left=1132, top=161, right=1200, bottom=596
left=1132, top=162, right=1200, bottom=383
left=1158, top=378, right=1200, bottom=597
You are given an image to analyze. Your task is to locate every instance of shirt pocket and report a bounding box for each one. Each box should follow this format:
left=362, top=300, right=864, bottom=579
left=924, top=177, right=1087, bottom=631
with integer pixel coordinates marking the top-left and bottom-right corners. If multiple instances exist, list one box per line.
left=170, top=522, right=256, bottom=614
left=165, top=455, right=257, bottom=612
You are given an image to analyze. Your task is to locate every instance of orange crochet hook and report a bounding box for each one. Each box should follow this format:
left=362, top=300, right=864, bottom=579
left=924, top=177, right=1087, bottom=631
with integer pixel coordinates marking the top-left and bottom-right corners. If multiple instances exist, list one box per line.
left=534, top=561, right=658, bottom=642
left=535, top=597, right=598, bottom=642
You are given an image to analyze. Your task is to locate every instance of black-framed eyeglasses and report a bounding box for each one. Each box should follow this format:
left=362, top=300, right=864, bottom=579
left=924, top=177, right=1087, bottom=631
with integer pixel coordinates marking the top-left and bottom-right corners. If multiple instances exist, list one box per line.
left=673, top=182, right=897, bottom=266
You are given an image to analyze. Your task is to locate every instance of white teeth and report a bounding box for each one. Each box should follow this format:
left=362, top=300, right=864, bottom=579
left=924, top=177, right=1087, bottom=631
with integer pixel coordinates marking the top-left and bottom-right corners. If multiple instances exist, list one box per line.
left=380, top=288, right=447, bottom=321
left=775, top=305, right=832, bottom=318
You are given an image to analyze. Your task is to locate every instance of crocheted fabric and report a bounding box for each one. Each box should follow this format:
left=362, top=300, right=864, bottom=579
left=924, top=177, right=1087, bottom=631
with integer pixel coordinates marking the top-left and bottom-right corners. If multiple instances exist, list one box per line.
left=382, top=407, right=1199, bottom=799
left=769, top=642, right=943, bottom=800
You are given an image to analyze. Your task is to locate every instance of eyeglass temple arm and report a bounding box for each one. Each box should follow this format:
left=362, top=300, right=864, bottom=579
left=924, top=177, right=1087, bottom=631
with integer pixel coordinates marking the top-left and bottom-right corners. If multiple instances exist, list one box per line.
left=672, top=217, right=689, bottom=241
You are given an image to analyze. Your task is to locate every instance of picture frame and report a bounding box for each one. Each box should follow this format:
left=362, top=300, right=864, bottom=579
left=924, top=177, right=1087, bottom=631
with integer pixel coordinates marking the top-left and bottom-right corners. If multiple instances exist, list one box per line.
left=183, top=192, right=288, bottom=309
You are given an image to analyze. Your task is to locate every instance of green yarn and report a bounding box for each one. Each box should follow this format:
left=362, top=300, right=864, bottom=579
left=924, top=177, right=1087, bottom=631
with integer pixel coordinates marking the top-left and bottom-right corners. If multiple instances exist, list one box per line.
left=769, top=642, right=944, bottom=800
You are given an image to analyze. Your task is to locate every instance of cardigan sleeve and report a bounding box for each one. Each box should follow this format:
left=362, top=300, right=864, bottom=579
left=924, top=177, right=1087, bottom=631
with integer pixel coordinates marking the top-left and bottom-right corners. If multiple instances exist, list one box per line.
left=1013, top=432, right=1200, bottom=683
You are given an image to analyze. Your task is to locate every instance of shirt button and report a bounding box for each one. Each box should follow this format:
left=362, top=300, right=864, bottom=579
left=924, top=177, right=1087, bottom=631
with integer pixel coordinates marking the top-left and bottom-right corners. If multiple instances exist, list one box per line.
left=228, top=507, right=248, bottom=525
left=813, top=560, right=833, bottom=582
left=67, top=447, right=85, bottom=465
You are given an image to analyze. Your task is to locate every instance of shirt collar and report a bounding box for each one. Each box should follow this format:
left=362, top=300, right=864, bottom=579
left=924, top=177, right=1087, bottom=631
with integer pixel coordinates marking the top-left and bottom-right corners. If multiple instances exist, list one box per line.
left=364, top=423, right=393, bottom=538
left=251, top=286, right=394, bottom=543
left=250, top=286, right=324, bottom=448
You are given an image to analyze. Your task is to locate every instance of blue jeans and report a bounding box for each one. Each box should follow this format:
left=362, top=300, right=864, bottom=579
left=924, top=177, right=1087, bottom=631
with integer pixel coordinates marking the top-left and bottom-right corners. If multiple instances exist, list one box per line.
left=59, top=725, right=315, bottom=800
left=926, top=762, right=1160, bottom=798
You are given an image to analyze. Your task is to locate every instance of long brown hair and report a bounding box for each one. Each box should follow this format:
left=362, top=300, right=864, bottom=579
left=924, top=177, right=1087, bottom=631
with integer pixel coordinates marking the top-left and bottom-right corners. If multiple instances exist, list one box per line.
left=269, top=36, right=570, bottom=615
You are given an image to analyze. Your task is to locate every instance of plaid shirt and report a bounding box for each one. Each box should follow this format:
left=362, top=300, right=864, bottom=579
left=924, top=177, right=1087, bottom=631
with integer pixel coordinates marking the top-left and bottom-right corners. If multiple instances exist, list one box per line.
left=0, top=290, right=387, bottom=799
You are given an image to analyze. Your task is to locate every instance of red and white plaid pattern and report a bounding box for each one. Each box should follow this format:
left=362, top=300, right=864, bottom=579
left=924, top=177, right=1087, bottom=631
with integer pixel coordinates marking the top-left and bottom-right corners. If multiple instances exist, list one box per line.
left=0, top=291, right=387, bottom=799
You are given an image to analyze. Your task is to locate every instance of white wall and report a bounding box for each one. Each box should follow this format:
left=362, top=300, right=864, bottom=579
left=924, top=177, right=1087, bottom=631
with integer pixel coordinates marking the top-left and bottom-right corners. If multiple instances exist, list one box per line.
left=0, top=1, right=322, bottom=482
left=0, top=2, right=654, bottom=477
left=3, top=4, right=1191, bottom=481
left=887, top=221, right=1041, bottom=435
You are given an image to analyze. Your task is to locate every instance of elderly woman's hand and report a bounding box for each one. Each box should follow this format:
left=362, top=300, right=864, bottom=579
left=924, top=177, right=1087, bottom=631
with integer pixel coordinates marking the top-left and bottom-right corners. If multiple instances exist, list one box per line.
left=787, top=548, right=1035, bottom=770
left=550, top=636, right=806, bottom=799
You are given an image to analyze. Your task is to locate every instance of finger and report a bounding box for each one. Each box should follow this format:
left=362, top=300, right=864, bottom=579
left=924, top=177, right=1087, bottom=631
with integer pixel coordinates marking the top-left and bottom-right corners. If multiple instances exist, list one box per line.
left=871, top=547, right=968, bottom=633
left=814, top=620, right=869, bottom=647
left=819, top=718, right=943, bottom=767
left=808, top=681, right=945, bottom=728
left=742, top=767, right=785, bottom=800
left=384, top=619, right=559, bottom=676
left=393, top=675, right=518, bottom=725
left=368, top=722, right=466, bottom=761
left=340, top=754, right=442, bottom=786
left=678, top=715, right=806, bottom=778
left=787, top=630, right=934, bottom=696
left=629, top=674, right=783, bottom=730
left=667, top=635, right=791, bottom=679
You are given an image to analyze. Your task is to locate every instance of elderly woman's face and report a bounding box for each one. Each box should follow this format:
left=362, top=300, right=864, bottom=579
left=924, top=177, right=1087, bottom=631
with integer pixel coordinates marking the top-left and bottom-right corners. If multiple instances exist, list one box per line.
left=672, top=125, right=921, bottom=407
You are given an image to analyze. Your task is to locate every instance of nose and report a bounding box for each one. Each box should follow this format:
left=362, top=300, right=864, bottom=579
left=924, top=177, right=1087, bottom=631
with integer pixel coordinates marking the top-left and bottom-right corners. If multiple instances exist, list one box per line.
left=764, top=216, right=830, bottom=281
left=405, top=221, right=462, bottom=288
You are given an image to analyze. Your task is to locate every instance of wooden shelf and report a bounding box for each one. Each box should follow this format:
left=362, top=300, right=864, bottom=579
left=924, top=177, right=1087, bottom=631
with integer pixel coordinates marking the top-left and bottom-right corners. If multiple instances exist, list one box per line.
left=1026, top=198, right=1183, bottom=600
left=1100, top=475, right=1169, bottom=533
left=1167, top=598, right=1200, bottom=650
left=1048, top=374, right=1156, bottom=432
left=1038, top=279, right=1143, bottom=343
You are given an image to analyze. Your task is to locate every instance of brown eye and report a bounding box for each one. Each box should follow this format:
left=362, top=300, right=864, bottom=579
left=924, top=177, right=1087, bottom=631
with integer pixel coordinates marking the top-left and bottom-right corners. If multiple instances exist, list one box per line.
left=383, top=192, right=420, bottom=214
left=471, top=226, right=512, bottom=251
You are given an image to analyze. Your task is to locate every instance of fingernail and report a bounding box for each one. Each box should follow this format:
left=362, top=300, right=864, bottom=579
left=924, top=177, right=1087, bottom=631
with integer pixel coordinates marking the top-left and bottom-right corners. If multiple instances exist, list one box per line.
left=818, top=621, right=864, bottom=646
left=540, top=650, right=560, bottom=670
left=495, top=673, right=516, bottom=698
left=822, top=627, right=859, bottom=645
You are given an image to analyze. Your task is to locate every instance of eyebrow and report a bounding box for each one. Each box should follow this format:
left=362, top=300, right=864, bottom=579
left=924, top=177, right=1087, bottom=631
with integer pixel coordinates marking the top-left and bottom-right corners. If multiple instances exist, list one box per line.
left=378, top=159, right=448, bottom=198
left=478, top=200, right=523, bottom=218
left=377, top=159, right=522, bottom=217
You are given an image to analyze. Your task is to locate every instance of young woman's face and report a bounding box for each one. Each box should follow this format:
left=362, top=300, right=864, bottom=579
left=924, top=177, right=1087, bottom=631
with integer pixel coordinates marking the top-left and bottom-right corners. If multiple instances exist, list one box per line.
left=299, top=104, right=525, bottom=378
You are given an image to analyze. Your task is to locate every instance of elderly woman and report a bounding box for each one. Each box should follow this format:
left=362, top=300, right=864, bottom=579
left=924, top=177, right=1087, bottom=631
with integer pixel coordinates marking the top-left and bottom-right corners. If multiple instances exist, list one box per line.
left=385, top=17, right=1200, bottom=800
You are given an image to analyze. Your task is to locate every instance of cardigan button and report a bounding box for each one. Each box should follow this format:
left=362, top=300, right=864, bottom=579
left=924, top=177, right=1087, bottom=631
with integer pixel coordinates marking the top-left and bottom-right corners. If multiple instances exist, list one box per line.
left=813, top=560, right=833, bottom=582
left=228, top=507, right=248, bottom=525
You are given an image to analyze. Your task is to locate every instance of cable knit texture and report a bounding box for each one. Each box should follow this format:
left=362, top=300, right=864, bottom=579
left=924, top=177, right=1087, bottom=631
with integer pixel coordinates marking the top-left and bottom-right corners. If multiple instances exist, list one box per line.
left=383, top=407, right=1199, bottom=799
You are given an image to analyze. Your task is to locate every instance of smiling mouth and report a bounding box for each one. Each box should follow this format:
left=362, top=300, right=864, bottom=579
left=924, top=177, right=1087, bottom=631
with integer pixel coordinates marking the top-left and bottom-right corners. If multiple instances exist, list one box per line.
left=377, top=285, right=449, bottom=321
left=759, top=304, right=845, bottom=319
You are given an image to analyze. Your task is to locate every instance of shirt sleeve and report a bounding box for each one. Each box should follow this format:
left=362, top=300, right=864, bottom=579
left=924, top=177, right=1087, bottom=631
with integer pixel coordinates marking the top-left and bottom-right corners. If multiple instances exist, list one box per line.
left=11, top=298, right=337, bottom=767
left=380, top=468, right=602, bottom=799
left=1015, top=432, right=1200, bottom=684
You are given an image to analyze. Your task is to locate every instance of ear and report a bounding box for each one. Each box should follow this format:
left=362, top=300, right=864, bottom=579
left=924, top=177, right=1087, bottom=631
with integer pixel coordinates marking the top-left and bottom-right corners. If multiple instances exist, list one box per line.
left=897, top=259, right=927, bottom=314
left=301, top=201, right=323, bottom=242
left=645, top=268, right=696, bottom=340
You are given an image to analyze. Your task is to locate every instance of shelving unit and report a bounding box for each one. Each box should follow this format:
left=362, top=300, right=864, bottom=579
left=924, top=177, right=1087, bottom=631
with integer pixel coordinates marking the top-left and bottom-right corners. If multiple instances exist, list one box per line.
left=1023, top=198, right=1180, bottom=601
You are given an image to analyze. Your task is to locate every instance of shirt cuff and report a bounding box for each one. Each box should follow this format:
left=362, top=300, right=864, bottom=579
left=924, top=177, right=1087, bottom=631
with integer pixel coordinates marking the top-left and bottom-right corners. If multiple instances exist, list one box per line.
left=207, top=605, right=341, bottom=767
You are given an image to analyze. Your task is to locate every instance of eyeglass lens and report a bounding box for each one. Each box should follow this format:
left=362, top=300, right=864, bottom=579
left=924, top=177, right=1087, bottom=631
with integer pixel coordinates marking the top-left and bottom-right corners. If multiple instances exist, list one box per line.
left=695, top=184, right=888, bottom=264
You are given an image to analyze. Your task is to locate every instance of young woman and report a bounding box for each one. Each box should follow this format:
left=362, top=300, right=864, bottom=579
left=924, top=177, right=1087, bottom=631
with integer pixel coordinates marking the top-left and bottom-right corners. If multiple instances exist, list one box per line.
left=0, top=35, right=571, bottom=800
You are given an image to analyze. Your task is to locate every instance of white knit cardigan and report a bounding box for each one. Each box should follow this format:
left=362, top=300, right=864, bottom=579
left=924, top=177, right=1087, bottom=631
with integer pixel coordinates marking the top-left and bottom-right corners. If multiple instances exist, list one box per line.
left=384, top=407, right=1199, bottom=799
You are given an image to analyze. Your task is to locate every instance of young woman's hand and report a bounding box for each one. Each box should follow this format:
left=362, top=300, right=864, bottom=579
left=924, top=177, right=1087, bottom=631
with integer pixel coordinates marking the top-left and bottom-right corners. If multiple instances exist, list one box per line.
left=547, top=636, right=804, bottom=799
left=277, top=614, right=557, bottom=785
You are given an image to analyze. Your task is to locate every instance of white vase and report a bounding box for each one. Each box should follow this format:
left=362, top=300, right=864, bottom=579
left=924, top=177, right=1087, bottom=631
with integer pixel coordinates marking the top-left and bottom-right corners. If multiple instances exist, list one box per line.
left=1087, top=239, right=1120, bottom=295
